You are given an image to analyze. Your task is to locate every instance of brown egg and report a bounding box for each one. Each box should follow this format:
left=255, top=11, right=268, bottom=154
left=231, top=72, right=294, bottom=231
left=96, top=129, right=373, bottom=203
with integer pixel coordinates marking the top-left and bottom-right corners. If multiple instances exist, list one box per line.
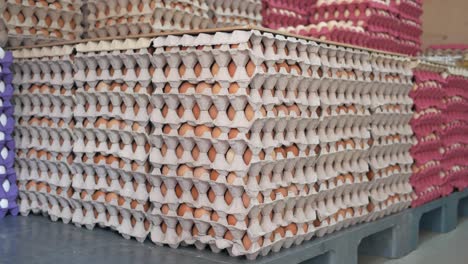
left=192, top=226, right=199, bottom=236
left=92, top=191, right=105, bottom=201
left=367, top=203, right=375, bottom=212
left=191, top=145, right=200, bottom=161
left=227, top=105, right=236, bottom=121
left=175, top=144, right=184, bottom=158
left=242, top=235, right=253, bottom=250
left=212, top=83, right=222, bottom=94
left=194, top=63, right=202, bottom=77
left=187, top=167, right=203, bottom=179
left=245, top=105, right=255, bottom=121
left=208, top=105, right=218, bottom=119
left=175, top=184, right=183, bottom=198
left=177, top=164, right=192, bottom=176
left=208, top=147, right=217, bottom=162
left=208, top=189, right=216, bottom=203
left=224, top=231, right=234, bottom=240
left=228, top=83, right=240, bottom=94
left=246, top=61, right=256, bottom=77
left=195, top=83, right=212, bottom=94
left=160, top=183, right=167, bottom=196
left=211, top=63, right=220, bottom=76
left=211, top=127, right=223, bottom=138
left=195, top=125, right=211, bottom=137
left=194, top=208, right=210, bottom=219
left=192, top=104, right=201, bottom=119
left=242, top=192, right=250, bottom=208
left=224, top=190, right=234, bottom=205
left=177, top=204, right=193, bottom=216
left=191, top=186, right=199, bottom=200
left=105, top=192, right=118, bottom=203
left=178, top=123, right=194, bottom=136
left=285, top=223, right=298, bottom=235
left=243, top=148, right=252, bottom=165
left=161, top=222, right=168, bottom=233
left=209, top=170, right=220, bottom=181
left=228, top=61, right=237, bottom=77
left=210, top=211, right=220, bottom=221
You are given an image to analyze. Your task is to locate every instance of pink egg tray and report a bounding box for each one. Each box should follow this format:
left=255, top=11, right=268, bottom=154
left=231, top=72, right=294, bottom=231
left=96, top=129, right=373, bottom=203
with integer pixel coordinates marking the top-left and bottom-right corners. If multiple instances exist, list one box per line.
left=0, top=48, right=18, bottom=218
left=410, top=64, right=468, bottom=207
left=263, top=0, right=422, bottom=56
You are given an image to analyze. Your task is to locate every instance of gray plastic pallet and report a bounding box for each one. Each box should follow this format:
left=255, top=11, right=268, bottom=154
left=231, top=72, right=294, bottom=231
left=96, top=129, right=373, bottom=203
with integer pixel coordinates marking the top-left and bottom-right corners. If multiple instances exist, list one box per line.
left=2, top=189, right=468, bottom=264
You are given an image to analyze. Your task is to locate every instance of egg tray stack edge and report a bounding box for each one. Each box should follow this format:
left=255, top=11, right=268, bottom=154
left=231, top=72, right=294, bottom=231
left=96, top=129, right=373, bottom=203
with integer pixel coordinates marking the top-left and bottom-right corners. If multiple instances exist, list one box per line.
left=12, top=28, right=415, bottom=259
left=0, top=47, right=18, bottom=218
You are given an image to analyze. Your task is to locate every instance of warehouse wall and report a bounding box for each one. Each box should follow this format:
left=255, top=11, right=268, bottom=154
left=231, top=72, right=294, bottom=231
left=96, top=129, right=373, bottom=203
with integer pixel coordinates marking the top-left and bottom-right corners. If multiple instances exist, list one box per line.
left=422, top=0, right=468, bottom=48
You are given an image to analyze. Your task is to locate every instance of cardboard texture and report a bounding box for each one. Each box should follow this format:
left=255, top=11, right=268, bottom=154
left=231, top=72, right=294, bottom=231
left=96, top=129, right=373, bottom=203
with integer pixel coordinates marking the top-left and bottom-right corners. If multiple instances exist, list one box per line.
left=0, top=0, right=83, bottom=47
left=0, top=47, right=18, bottom=218
left=13, top=28, right=417, bottom=259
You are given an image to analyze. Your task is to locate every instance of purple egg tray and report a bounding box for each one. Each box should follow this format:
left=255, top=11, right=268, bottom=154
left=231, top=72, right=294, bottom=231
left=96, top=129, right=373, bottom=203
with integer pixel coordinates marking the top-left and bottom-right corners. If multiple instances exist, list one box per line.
left=0, top=48, right=18, bottom=218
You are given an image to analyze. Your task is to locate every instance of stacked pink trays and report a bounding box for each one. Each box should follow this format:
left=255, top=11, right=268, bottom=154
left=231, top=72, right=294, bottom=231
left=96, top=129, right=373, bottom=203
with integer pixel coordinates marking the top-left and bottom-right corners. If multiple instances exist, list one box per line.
left=273, top=0, right=423, bottom=56
left=262, top=0, right=313, bottom=30
left=409, top=62, right=450, bottom=207
left=0, top=47, right=18, bottom=218
left=0, top=0, right=83, bottom=47
left=441, top=68, right=468, bottom=192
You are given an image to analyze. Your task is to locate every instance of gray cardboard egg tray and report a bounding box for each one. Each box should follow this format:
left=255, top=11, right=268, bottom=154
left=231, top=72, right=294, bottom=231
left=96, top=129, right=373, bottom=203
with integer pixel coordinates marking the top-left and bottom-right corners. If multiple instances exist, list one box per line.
left=0, top=0, right=83, bottom=47
left=205, top=0, right=262, bottom=27
left=11, top=28, right=416, bottom=260
left=84, top=0, right=212, bottom=38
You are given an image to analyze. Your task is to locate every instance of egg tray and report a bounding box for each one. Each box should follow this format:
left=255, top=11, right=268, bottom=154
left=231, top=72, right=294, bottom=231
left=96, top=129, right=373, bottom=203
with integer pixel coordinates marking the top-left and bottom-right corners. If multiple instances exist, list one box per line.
left=85, top=8, right=211, bottom=38
left=207, top=0, right=262, bottom=27
left=85, top=0, right=209, bottom=21
left=391, top=0, right=422, bottom=23
left=71, top=164, right=149, bottom=202
left=14, top=125, right=73, bottom=154
left=410, top=135, right=444, bottom=165
left=15, top=157, right=73, bottom=189
left=17, top=180, right=152, bottom=241
left=1, top=1, right=83, bottom=46
left=283, top=25, right=420, bottom=56
left=411, top=185, right=452, bottom=208
left=446, top=166, right=468, bottom=191
left=261, top=0, right=310, bottom=29
left=440, top=121, right=468, bottom=147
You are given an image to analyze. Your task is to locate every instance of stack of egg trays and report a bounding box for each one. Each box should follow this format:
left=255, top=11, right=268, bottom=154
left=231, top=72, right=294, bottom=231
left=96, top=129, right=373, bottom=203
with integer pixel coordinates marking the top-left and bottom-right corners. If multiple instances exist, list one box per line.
left=12, top=45, right=75, bottom=222
left=261, top=0, right=311, bottom=29
left=146, top=29, right=415, bottom=259
left=314, top=44, right=375, bottom=237
left=0, top=47, right=18, bottom=218
left=206, top=0, right=262, bottom=27
left=366, top=53, right=415, bottom=220
left=84, top=0, right=211, bottom=39
left=72, top=38, right=153, bottom=241
left=440, top=67, right=468, bottom=191
left=391, top=0, right=423, bottom=57
left=0, top=0, right=83, bottom=47
left=148, top=30, right=322, bottom=259
left=409, top=61, right=450, bottom=207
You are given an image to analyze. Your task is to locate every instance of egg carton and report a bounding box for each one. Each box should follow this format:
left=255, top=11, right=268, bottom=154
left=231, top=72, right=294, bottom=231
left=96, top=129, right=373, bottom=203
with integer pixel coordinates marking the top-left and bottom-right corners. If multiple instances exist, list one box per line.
left=410, top=109, right=445, bottom=138
left=440, top=121, right=468, bottom=147
left=206, top=0, right=262, bottom=27
left=17, top=179, right=75, bottom=222
left=14, top=125, right=73, bottom=153
left=410, top=134, right=443, bottom=165
left=84, top=1, right=211, bottom=38
left=85, top=0, right=209, bottom=21
left=70, top=190, right=151, bottom=241
left=0, top=173, right=18, bottom=217
left=11, top=46, right=75, bottom=90
left=445, top=165, right=468, bottom=190
left=15, top=157, right=73, bottom=188
left=1, top=1, right=83, bottom=46
left=71, top=163, right=149, bottom=201
left=73, top=152, right=150, bottom=180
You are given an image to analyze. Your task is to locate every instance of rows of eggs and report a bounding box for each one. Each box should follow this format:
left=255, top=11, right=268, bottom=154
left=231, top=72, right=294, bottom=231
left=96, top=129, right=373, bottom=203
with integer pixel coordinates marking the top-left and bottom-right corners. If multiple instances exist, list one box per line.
left=16, top=180, right=151, bottom=241
left=209, top=0, right=263, bottom=27
left=85, top=1, right=211, bottom=38
left=11, top=60, right=75, bottom=90
left=148, top=183, right=412, bottom=258
left=1, top=1, right=83, bottom=45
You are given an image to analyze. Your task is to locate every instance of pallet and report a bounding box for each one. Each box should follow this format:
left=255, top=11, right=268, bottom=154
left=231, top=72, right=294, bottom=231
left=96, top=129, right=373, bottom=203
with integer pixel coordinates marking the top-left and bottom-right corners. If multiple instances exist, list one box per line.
left=3, top=189, right=468, bottom=264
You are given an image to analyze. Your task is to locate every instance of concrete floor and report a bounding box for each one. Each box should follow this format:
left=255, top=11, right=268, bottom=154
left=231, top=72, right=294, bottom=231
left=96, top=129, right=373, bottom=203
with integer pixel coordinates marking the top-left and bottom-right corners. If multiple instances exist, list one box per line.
left=1, top=215, right=467, bottom=264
